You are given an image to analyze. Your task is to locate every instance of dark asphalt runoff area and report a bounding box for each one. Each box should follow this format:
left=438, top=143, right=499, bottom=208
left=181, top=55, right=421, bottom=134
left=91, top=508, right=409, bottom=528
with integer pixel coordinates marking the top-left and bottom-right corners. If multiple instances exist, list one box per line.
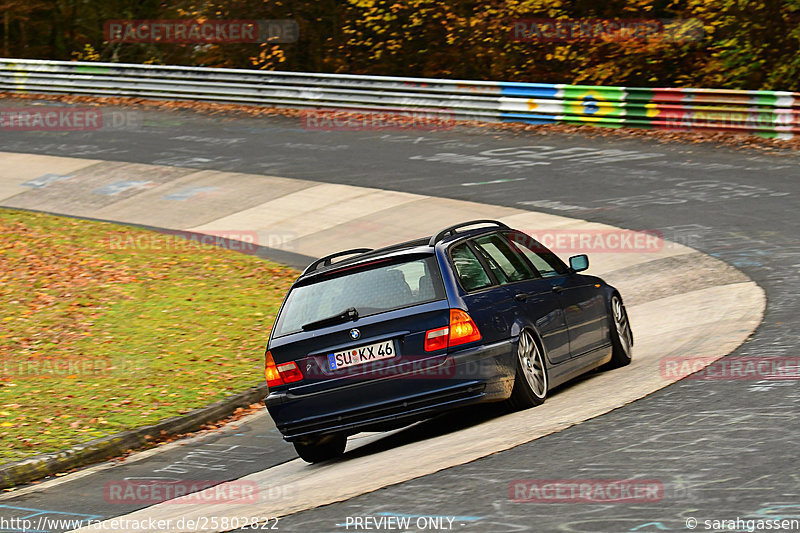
left=0, top=102, right=798, bottom=532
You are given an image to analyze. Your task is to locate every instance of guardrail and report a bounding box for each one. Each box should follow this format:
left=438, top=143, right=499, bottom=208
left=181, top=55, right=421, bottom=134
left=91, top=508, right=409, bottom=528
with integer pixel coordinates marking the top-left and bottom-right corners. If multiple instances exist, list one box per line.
left=1, top=58, right=798, bottom=138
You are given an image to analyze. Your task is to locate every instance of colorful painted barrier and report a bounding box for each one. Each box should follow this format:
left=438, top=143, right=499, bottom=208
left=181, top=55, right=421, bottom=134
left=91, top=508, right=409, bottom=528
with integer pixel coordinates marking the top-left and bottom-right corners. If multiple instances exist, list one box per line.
left=0, top=58, right=797, bottom=138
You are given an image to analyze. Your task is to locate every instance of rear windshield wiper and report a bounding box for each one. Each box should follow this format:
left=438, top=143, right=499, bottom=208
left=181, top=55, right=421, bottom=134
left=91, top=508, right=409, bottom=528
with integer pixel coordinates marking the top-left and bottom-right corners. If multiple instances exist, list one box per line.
left=301, top=307, right=359, bottom=331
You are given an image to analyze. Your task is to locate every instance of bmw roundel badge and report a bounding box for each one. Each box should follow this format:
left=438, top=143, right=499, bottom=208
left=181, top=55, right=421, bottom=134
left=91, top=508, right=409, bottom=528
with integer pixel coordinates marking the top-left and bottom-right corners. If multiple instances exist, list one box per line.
left=349, top=328, right=361, bottom=340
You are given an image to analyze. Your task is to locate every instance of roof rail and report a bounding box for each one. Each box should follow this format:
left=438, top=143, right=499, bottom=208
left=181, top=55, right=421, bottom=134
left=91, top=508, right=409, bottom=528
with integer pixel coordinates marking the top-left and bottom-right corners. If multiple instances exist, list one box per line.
left=301, top=248, right=374, bottom=276
left=361, top=236, right=431, bottom=256
left=429, top=220, right=509, bottom=246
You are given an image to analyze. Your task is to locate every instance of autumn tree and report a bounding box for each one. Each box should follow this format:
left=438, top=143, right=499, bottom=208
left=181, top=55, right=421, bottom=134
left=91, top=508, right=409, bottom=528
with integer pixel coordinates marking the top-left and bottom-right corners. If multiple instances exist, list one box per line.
left=0, top=0, right=797, bottom=90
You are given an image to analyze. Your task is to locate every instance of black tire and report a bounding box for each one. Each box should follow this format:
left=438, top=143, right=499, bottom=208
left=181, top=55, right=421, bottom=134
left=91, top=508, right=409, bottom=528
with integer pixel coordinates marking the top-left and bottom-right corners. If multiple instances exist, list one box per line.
left=604, top=294, right=633, bottom=369
left=507, top=329, right=548, bottom=410
left=293, top=433, right=347, bottom=463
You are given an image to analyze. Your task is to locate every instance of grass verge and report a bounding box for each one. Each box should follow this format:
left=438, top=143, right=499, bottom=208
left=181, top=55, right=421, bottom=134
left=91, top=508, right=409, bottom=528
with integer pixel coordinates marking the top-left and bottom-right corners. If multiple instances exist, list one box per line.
left=0, top=208, right=297, bottom=463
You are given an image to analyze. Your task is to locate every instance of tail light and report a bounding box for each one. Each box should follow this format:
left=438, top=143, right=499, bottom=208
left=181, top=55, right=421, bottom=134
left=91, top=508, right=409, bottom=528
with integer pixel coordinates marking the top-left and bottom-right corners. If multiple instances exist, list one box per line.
left=265, top=350, right=304, bottom=387
left=424, top=309, right=482, bottom=352
left=276, top=362, right=304, bottom=383
left=265, top=350, right=284, bottom=387
left=448, top=309, right=482, bottom=346
left=424, top=326, right=449, bottom=352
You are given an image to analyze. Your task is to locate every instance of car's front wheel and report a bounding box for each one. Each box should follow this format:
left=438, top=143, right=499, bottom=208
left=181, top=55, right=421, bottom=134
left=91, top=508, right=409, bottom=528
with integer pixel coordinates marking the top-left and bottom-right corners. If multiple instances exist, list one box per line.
left=293, top=433, right=347, bottom=463
left=507, top=329, right=548, bottom=410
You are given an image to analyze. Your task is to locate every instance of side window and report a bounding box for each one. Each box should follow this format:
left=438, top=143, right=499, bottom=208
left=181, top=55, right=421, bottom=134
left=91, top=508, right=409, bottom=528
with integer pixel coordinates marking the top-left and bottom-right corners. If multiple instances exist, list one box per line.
left=506, top=232, right=568, bottom=278
left=450, top=243, right=493, bottom=291
left=473, top=234, right=536, bottom=284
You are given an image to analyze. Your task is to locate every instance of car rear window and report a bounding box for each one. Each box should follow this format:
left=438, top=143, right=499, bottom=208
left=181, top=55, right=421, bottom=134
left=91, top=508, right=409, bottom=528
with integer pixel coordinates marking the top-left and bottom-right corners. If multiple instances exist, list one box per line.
left=272, top=255, right=445, bottom=337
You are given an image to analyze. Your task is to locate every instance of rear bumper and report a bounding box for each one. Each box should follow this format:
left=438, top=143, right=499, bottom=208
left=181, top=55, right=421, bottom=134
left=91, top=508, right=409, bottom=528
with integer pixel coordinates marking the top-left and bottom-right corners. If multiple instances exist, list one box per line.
left=265, top=338, right=515, bottom=441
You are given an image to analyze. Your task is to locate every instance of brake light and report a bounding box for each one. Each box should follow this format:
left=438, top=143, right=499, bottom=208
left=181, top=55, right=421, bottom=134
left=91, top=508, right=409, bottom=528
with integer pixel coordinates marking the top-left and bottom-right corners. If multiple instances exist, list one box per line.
left=448, top=309, right=482, bottom=346
left=265, top=350, right=284, bottom=388
left=424, top=309, right=481, bottom=352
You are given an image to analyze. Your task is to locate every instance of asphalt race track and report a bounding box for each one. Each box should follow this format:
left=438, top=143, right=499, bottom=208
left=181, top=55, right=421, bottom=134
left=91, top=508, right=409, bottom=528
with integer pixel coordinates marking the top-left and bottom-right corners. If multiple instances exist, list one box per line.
left=1, top=103, right=799, bottom=532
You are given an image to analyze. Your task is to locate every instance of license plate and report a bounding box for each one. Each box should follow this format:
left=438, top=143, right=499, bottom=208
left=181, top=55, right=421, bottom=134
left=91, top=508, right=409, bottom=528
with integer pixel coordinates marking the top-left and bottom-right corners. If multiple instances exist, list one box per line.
left=328, top=340, right=395, bottom=371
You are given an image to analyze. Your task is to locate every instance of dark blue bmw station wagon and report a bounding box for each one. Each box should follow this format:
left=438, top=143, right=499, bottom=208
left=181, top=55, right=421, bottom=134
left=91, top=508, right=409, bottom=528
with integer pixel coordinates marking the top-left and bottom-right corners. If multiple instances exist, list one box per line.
left=264, top=220, right=633, bottom=462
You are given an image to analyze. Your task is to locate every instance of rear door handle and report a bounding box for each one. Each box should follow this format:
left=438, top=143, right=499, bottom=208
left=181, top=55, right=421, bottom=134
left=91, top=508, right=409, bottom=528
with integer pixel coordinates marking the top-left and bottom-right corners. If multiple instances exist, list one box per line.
left=552, top=285, right=564, bottom=294
left=515, top=293, right=529, bottom=302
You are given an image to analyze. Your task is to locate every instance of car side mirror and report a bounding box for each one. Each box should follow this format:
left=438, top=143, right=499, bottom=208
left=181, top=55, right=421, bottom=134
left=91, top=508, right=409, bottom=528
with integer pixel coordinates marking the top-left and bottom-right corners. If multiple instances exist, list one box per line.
left=569, top=254, right=589, bottom=272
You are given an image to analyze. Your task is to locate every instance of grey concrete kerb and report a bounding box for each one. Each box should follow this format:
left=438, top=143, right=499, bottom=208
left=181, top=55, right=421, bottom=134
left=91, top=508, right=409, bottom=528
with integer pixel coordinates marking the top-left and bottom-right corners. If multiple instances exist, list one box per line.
left=0, top=384, right=267, bottom=489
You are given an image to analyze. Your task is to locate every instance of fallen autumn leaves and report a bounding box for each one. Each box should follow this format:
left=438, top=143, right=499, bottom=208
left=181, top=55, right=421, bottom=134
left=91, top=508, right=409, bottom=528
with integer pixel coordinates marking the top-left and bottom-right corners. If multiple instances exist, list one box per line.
left=0, top=209, right=297, bottom=463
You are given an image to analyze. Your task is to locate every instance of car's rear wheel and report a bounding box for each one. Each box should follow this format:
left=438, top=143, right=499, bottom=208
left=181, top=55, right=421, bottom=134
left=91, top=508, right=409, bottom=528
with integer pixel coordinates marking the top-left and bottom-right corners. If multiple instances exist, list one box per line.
left=507, top=329, right=548, bottom=410
left=604, top=294, right=633, bottom=369
left=293, top=433, right=347, bottom=463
